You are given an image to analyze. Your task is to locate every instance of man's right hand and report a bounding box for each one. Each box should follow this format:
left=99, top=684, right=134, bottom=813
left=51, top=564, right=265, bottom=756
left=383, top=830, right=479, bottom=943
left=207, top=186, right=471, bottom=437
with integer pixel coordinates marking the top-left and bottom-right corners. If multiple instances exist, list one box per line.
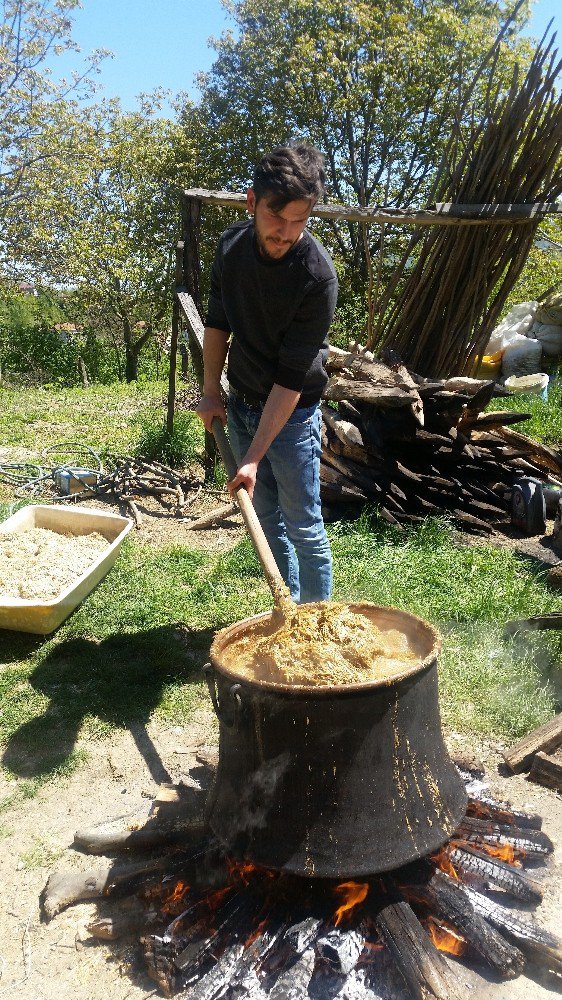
left=195, top=393, right=227, bottom=433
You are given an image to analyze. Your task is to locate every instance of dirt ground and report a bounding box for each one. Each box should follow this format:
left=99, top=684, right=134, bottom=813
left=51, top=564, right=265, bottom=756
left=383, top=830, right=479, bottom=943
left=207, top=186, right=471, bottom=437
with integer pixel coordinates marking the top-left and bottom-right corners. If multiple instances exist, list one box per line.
left=1, top=496, right=561, bottom=1000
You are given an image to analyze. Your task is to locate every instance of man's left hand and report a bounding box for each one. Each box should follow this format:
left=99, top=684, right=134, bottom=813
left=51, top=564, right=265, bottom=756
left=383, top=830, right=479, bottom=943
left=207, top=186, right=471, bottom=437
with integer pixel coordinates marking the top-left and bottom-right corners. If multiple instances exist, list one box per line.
left=228, top=461, right=258, bottom=500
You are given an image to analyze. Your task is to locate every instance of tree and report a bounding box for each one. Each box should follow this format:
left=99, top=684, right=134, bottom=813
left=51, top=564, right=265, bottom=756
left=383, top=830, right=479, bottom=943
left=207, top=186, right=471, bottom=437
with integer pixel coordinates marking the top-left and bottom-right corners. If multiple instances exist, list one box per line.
left=0, top=0, right=106, bottom=230
left=193, top=0, right=534, bottom=295
left=9, top=96, right=195, bottom=381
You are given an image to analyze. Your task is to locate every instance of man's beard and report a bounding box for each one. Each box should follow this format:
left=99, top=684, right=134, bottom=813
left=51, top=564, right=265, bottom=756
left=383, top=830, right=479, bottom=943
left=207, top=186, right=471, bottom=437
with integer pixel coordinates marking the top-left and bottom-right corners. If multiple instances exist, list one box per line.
left=254, top=224, right=294, bottom=260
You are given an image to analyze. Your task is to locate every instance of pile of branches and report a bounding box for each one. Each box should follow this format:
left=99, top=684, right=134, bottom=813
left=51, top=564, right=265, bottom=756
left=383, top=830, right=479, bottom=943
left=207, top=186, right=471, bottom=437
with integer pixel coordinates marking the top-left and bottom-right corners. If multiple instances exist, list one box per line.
left=320, top=347, right=562, bottom=534
left=87, top=457, right=204, bottom=527
left=374, top=25, right=562, bottom=376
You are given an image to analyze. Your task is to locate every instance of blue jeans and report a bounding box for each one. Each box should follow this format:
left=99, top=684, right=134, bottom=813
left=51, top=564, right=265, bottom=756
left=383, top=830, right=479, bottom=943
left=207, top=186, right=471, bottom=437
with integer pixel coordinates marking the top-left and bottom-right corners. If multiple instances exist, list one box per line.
left=227, top=395, right=332, bottom=603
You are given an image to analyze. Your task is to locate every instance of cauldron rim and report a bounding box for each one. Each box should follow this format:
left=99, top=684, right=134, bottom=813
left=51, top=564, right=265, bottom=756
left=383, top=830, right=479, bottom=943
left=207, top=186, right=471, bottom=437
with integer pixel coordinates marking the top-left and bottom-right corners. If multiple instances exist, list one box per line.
left=210, top=601, right=442, bottom=697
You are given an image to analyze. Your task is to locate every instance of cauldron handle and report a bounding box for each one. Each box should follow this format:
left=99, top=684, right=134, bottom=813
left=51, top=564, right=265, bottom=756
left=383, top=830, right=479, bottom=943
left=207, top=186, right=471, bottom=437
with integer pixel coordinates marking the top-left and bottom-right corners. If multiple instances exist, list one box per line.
left=203, top=664, right=243, bottom=729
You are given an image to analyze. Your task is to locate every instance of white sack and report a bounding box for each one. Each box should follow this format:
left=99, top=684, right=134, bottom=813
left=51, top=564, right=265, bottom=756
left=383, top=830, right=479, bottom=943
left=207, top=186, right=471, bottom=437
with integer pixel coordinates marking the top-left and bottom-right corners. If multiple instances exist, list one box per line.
left=532, top=321, right=562, bottom=357
left=486, top=301, right=538, bottom=354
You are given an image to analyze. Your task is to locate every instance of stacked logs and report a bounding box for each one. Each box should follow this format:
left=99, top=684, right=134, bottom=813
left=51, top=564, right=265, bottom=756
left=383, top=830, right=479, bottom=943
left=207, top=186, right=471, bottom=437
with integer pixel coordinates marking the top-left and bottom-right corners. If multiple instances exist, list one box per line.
left=320, top=346, right=562, bottom=534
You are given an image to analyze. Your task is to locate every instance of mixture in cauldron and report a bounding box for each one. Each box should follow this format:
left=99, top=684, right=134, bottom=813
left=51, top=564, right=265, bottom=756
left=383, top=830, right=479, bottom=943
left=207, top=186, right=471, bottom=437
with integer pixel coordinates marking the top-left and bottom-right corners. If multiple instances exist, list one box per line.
left=220, top=601, right=419, bottom=686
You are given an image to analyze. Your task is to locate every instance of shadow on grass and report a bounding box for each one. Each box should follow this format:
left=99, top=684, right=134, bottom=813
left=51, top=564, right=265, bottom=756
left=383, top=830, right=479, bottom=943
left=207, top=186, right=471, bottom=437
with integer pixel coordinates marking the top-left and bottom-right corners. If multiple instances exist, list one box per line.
left=0, top=631, right=46, bottom=664
left=2, top=623, right=217, bottom=780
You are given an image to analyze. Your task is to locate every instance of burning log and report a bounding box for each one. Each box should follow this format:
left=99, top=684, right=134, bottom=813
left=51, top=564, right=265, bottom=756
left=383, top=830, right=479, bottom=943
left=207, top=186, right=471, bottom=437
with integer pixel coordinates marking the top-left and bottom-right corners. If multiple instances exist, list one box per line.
left=420, top=867, right=526, bottom=978
left=41, top=856, right=186, bottom=920
left=41, top=847, right=226, bottom=920
left=464, top=886, right=562, bottom=974
left=465, top=795, right=543, bottom=831
left=448, top=846, right=543, bottom=904
left=373, top=881, right=460, bottom=1000
left=456, top=815, right=554, bottom=857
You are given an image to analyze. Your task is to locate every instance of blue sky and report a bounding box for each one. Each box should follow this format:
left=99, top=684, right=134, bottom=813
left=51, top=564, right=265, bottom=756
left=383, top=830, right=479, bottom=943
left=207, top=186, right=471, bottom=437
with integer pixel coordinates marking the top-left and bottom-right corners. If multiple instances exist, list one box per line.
left=54, top=0, right=560, bottom=113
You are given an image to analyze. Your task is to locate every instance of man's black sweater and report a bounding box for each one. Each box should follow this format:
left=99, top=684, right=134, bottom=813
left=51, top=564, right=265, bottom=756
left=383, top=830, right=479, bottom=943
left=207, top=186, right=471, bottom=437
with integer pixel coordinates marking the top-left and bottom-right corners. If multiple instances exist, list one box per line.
left=205, top=218, right=338, bottom=407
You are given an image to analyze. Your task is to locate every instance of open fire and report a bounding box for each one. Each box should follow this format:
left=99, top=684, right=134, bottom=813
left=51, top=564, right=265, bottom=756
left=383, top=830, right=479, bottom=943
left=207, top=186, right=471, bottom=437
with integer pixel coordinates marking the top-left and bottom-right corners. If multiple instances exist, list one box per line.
left=42, top=769, right=561, bottom=1000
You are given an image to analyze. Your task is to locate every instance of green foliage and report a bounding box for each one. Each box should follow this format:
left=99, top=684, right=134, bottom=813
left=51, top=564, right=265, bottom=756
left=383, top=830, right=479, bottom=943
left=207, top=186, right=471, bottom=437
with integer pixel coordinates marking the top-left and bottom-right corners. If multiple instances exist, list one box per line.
left=503, top=218, right=562, bottom=312
left=132, top=411, right=204, bottom=467
left=0, top=0, right=107, bottom=230
left=0, top=288, right=79, bottom=386
left=4, top=95, right=195, bottom=382
left=194, top=0, right=534, bottom=293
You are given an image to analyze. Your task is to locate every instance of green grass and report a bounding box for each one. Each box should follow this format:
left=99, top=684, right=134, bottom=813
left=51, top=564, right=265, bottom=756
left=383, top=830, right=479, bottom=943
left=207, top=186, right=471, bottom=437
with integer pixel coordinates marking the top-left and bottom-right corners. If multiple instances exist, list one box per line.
left=18, top=836, right=65, bottom=870
left=330, top=514, right=561, bottom=738
left=487, top=365, right=562, bottom=448
left=0, top=379, right=204, bottom=464
left=0, top=380, right=561, bottom=817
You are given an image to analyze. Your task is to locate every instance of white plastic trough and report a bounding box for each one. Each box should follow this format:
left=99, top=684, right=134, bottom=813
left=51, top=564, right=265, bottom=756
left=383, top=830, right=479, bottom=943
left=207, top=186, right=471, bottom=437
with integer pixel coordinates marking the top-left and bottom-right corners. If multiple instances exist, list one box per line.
left=0, top=504, right=132, bottom=634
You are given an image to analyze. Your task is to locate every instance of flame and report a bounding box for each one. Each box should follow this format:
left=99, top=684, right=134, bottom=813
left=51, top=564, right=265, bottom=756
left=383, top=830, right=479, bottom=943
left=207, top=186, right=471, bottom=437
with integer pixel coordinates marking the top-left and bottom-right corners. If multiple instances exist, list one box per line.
left=245, top=917, right=268, bottom=948
left=427, top=917, right=466, bottom=956
left=160, top=879, right=190, bottom=915
left=431, top=849, right=459, bottom=880
left=473, top=841, right=519, bottom=865
left=467, top=799, right=513, bottom=826
left=227, top=860, right=259, bottom=886
left=333, top=881, right=369, bottom=926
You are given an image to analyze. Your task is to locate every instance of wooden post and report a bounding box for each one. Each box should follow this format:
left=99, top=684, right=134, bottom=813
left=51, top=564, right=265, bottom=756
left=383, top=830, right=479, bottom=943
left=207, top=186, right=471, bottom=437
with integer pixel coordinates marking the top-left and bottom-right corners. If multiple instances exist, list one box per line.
left=182, top=195, right=203, bottom=316
left=181, top=194, right=217, bottom=476
left=166, top=240, right=184, bottom=435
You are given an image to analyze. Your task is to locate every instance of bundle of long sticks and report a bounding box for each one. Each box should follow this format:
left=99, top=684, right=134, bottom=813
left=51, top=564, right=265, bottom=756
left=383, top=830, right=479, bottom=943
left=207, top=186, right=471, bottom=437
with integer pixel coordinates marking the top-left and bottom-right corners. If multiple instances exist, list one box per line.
left=320, top=347, right=562, bottom=533
left=374, top=26, right=562, bottom=376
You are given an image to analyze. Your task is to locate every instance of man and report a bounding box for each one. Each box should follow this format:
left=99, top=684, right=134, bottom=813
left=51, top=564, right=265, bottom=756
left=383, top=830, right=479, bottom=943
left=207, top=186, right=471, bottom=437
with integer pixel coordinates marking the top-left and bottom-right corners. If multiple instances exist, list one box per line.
left=196, top=144, right=338, bottom=603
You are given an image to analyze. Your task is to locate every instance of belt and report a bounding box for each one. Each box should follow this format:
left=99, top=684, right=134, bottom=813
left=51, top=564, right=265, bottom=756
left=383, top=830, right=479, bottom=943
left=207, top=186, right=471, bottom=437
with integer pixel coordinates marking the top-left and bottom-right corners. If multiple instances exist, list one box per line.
left=228, top=385, right=268, bottom=408
left=229, top=384, right=321, bottom=410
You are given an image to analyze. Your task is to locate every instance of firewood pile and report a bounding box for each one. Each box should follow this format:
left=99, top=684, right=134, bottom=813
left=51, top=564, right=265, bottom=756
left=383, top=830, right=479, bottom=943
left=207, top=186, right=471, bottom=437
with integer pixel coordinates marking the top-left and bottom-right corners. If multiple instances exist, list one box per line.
left=320, top=346, right=562, bottom=535
left=503, top=709, right=562, bottom=794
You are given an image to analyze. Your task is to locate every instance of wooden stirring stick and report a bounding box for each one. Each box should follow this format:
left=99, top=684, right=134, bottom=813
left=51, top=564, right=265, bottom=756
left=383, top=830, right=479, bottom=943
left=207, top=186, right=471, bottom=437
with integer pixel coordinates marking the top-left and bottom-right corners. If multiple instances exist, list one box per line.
left=211, top=417, right=296, bottom=622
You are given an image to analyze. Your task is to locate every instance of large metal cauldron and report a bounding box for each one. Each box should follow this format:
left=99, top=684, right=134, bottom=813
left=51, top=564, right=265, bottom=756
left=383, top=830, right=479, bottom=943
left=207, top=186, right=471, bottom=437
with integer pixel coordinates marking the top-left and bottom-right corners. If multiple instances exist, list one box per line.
left=204, top=603, right=467, bottom=878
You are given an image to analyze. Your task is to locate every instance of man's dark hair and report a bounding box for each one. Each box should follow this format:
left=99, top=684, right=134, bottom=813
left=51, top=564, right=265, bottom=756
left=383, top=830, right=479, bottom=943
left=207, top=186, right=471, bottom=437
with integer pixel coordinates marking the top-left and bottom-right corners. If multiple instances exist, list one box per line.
left=253, top=144, right=326, bottom=210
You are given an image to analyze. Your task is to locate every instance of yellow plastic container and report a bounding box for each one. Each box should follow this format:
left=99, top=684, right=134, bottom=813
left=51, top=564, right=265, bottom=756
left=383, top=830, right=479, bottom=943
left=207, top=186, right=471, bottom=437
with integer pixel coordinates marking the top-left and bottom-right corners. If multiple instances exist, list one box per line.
left=0, top=505, right=132, bottom=634
left=476, top=351, right=503, bottom=379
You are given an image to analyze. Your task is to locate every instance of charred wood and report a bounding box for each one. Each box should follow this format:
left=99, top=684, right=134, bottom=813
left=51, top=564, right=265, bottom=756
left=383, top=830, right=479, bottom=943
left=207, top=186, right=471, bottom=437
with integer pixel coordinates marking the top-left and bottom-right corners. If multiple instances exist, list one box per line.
left=316, top=923, right=366, bottom=975
left=41, top=847, right=226, bottom=921
left=373, top=881, right=459, bottom=1000
left=464, top=886, right=562, bottom=974
left=268, top=947, right=317, bottom=1000
left=456, top=816, right=554, bottom=856
left=465, top=795, right=543, bottom=831
left=421, top=867, right=526, bottom=978
left=448, top=846, right=543, bottom=904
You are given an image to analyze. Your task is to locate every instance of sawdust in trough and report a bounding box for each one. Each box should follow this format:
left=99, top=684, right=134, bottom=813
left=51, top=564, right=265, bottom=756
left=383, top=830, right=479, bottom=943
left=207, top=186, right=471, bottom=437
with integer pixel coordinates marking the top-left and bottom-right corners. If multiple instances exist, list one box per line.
left=0, top=526, right=109, bottom=599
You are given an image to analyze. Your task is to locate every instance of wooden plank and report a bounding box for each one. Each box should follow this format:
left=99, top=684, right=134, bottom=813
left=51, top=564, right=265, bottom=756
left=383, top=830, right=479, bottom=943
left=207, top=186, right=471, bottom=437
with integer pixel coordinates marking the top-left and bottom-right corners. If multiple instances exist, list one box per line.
left=182, top=189, right=562, bottom=227
left=502, top=713, right=562, bottom=773
left=176, top=287, right=229, bottom=396
left=529, top=751, right=562, bottom=792
left=504, top=614, right=562, bottom=637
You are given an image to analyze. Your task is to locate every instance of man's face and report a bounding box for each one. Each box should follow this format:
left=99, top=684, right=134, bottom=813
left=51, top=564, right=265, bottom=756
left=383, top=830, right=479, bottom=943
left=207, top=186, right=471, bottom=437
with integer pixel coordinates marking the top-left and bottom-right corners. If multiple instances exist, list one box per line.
left=247, top=189, right=313, bottom=260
